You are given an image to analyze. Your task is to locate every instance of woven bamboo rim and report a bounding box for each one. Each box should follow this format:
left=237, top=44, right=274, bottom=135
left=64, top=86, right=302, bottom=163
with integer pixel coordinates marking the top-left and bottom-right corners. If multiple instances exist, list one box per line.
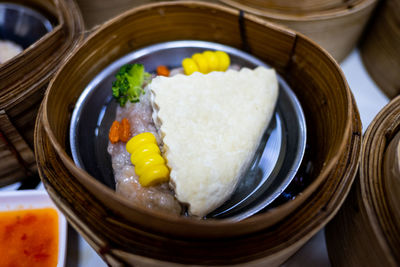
left=75, top=0, right=362, bottom=29
left=326, top=96, right=400, bottom=266
left=220, top=0, right=371, bottom=17
left=219, top=0, right=378, bottom=62
left=75, top=0, right=165, bottom=29
left=37, top=1, right=361, bottom=265
left=75, top=0, right=378, bottom=62
left=383, top=131, right=400, bottom=229
left=360, top=0, right=400, bottom=98
left=0, top=0, right=84, bottom=186
left=220, top=0, right=359, bottom=13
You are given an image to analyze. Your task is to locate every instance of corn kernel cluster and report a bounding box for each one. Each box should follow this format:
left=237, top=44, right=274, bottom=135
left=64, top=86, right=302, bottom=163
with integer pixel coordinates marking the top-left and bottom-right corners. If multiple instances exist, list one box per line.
left=182, top=50, right=230, bottom=75
left=126, top=132, right=169, bottom=187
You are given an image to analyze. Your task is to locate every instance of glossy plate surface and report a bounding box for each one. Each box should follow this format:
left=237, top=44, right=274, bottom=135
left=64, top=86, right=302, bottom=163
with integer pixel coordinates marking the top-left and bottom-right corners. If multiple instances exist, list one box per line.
left=70, top=40, right=306, bottom=220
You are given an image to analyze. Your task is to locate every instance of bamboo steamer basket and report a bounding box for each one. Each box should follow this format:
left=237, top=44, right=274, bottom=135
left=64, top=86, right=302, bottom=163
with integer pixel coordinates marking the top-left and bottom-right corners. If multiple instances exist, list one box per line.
left=326, top=96, right=400, bottom=266
left=36, top=2, right=361, bottom=265
left=219, top=0, right=378, bottom=62
left=360, top=0, right=400, bottom=98
left=0, top=0, right=84, bottom=186
left=75, top=0, right=161, bottom=29
left=75, top=0, right=220, bottom=29
left=220, top=0, right=350, bottom=12
left=383, top=131, right=400, bottom=229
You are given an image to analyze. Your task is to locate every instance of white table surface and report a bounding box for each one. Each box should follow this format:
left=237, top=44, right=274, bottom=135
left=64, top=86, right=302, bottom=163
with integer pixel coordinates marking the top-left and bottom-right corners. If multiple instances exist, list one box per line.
left=1, top=48, right=390, bottom=266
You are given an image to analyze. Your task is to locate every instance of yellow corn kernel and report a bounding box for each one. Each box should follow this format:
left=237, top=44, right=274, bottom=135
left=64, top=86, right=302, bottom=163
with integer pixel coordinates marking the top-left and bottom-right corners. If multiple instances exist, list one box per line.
left=215, top=51, right=230, bottom=71
left=192, top=53, right=209, bottom=74
left=203, top=51, right=218, bottom=72
left=139, top=165, right=170, bottom=187
left=130, top=143, right=161, bottom=165
left=134, top=154, right=166, bottom=176
left=182, top=58, right=199, bottom=75
left=126, top=132, right=157, bottom=154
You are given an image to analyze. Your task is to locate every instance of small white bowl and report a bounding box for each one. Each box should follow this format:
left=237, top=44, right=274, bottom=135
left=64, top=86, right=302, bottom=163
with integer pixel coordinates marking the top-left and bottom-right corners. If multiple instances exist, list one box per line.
left=0, top=190, right=67, bottom=267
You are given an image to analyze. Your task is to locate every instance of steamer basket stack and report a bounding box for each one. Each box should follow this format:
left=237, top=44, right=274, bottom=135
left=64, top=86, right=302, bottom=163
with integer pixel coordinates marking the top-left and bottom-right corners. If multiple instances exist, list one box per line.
left=73, top=0, right=379, bottom=63
left=218, top=0, right=378, bottom=62
left=325, top=1, right=400, bottom=263
left=360, top=0, right=400, bottom=98
left=326, top=96, right=400, bottom=266
left=74, top=0, right=160, bottom=29
left=35, top=2, right=362, bottom=266
left=0, top=0, right=84, bottom=186
left=2, top=0, right=398, bottom=266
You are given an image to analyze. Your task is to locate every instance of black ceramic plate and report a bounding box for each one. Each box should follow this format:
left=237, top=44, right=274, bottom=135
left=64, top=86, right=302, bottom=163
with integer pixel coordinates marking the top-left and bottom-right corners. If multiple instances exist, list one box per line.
left=70, top=40, right=306, bottom=220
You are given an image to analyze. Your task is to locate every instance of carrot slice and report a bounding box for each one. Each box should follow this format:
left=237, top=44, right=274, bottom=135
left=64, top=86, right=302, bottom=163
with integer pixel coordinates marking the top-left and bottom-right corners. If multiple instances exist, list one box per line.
left=156, top=65, right=170, bottom=77
left=119, top=118, right=131, bottom=142
left=109, top=120, right=120, bottom=144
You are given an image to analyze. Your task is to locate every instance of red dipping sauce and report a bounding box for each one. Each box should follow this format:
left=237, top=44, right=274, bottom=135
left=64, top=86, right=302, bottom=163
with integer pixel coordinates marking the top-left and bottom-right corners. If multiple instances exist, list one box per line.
left=0, top=208, right=59, bottom=267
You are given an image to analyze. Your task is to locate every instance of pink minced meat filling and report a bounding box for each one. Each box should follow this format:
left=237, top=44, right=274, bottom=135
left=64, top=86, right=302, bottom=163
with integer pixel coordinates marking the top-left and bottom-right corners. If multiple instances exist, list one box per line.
left=107, top=87, right=182, bottom=215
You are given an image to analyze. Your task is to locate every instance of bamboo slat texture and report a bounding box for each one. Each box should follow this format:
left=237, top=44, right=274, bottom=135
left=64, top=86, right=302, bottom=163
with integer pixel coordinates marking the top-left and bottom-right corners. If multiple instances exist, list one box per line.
left=75, top=0, right=220, bottom=29
left=219, top=0, right=378, bottom=62
left=75, top=0, right=160, bottom=29
left=360, top=0, right=400, bottom=98
left=75, top=0, right=378, bottom=62
left=36, top=2, right=361, bottom=266
left=222, top=0, right=353, bottom=12
left=0, top=0, right=84, bottom=186
left=326, top=96, right=400, bottom=266
left=383, top=131, right=400, bottom=231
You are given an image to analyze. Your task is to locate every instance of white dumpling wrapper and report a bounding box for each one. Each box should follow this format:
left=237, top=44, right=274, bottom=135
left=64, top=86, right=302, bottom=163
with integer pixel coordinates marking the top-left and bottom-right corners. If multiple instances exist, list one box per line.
left=149, top=66, right=279, bottom=217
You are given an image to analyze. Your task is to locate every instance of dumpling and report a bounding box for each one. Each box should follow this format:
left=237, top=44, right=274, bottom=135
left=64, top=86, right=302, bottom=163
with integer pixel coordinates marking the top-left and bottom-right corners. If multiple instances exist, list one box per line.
left=149, top=66, right=279, bottom=217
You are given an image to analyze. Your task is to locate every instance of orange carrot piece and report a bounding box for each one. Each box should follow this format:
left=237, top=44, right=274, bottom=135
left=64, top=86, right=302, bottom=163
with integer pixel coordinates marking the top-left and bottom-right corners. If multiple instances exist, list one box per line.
left=119, top=118, right=131, bottom=142
left=109, top=120, right=120, bottom=144
left=156, top=65, right=170, bottom=77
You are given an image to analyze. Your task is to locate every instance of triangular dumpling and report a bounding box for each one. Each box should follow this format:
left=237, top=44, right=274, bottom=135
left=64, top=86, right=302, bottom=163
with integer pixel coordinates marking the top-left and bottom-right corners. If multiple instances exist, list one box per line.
left=149, top=66, right=278, bottom=217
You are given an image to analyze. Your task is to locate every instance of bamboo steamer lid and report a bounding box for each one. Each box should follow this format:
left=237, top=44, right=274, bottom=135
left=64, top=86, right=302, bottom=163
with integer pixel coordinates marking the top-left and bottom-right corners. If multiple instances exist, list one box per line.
left=326, top=96, right=400, bottom=266
left=36, top=1, right=361, bottom=265
left=218, top=0, right=378, bottom=62
left=0, top=0, right=84, bottom=186
left=360, top=0, right=400, bottom=98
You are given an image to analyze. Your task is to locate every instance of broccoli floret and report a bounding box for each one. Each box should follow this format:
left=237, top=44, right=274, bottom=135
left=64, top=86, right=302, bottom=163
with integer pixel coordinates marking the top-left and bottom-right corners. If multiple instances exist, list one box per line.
left=111, top=63, right=151, bottom=107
